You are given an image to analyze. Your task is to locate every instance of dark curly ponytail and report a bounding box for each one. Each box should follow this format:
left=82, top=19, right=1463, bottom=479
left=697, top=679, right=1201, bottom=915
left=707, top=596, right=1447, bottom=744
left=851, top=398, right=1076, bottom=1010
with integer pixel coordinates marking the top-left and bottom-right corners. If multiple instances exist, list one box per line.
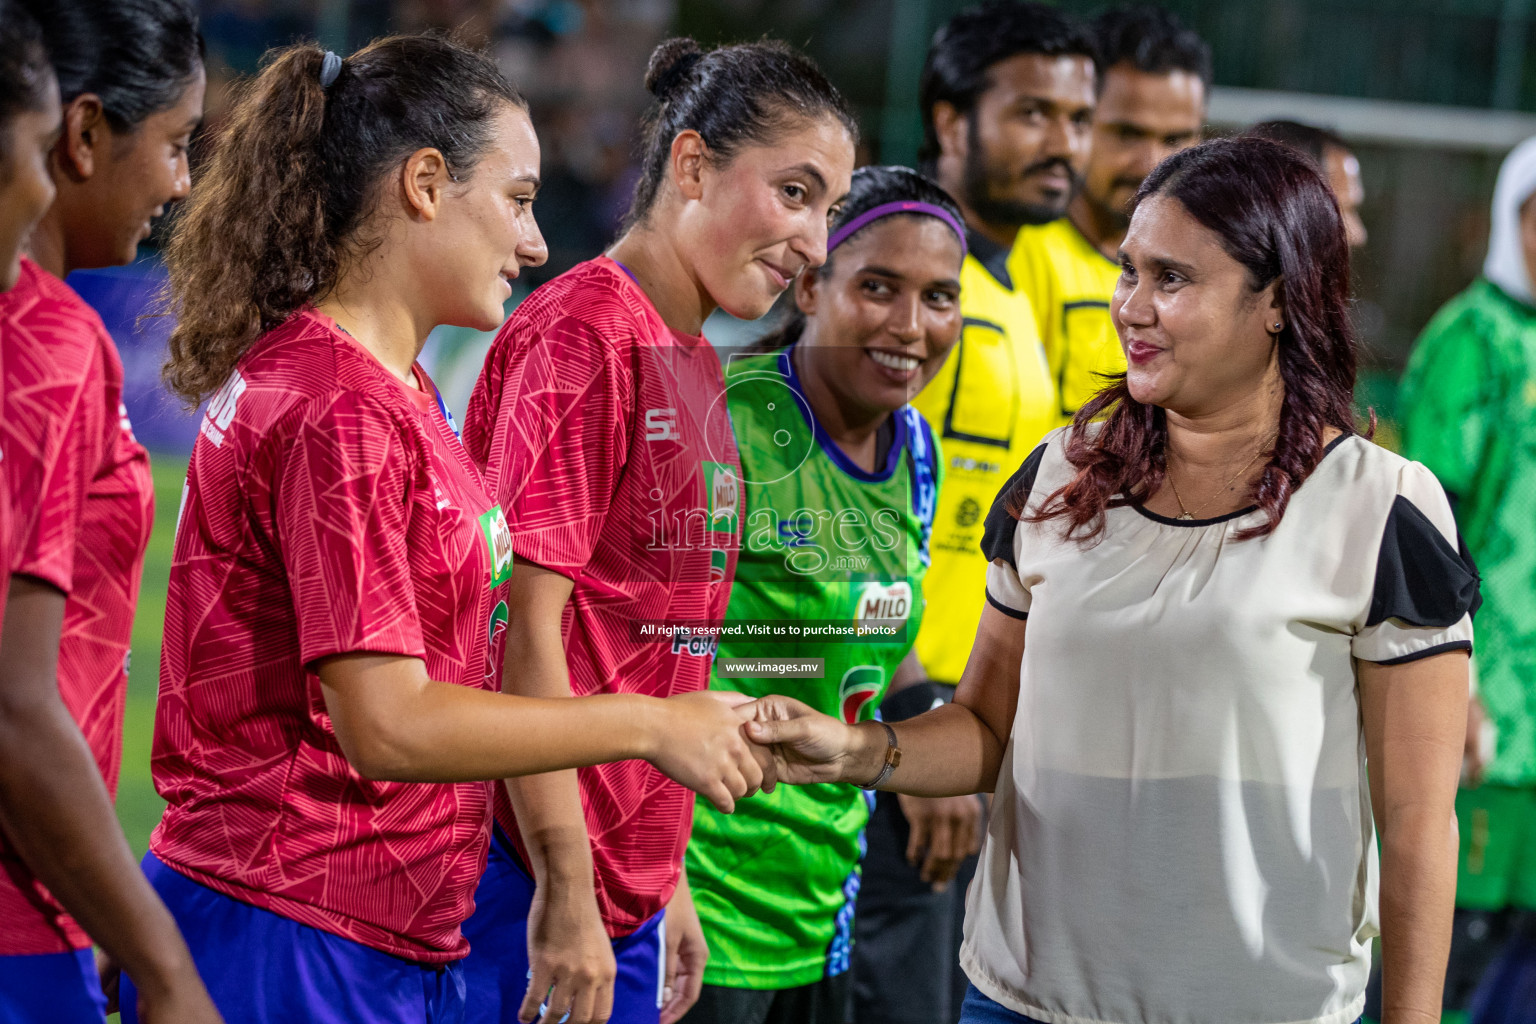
left=162, top=34, right=524, bottom=406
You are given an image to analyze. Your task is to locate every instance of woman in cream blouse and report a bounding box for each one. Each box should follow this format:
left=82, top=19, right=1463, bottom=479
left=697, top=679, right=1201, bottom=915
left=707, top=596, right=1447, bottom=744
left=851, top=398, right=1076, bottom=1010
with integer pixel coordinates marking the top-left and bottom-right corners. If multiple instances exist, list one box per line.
left=745, top=136, right=1478, bottom=1024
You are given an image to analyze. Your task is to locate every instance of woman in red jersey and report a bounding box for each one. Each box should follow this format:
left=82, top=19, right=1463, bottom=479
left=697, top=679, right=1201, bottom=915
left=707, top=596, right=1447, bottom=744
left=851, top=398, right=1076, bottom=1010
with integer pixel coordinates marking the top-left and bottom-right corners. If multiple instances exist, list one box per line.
left=459, top=37, right=857, bottom=1024
left=0, top=0, right=56, bottom=632
left=0, top=2, right=220, bottom=1022
left=135, top=35, right=773, bottom=1024
left=0, top=0, right=56, bottom=685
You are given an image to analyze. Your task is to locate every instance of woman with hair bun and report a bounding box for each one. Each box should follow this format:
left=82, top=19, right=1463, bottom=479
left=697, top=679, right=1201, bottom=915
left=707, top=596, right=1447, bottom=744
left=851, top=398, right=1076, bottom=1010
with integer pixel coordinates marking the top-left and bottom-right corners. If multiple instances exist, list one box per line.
left=135, top=33, right=775, bottom=1024
left=0, top=1, right=219, bottom=1021
left=747, top=137, right=1477, bottom=1024
left=459, top=35, right=857, bottom=1024
left=679, top=165, right=964, bottom=1024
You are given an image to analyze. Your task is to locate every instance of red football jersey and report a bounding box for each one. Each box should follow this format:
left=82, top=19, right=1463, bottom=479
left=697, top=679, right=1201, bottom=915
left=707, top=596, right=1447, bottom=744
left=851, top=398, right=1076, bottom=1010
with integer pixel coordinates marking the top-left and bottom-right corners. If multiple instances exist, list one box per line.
left=0, top=258, right=150, bottom=956
left=464, top=256, right=740, bottom=937
left=151, top=309, right=514, bottom=963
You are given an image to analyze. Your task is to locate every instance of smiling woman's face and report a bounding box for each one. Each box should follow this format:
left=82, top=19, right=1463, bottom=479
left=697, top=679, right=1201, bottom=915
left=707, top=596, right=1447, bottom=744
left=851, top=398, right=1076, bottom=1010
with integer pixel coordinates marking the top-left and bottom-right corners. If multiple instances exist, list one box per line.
left=1111, top=194, right=1282, bottom=417
left=67, top=66, right=205, bottom=269
left=796, top=214, right=964, bottom=420
left=683, top=114, right=855, bottom=322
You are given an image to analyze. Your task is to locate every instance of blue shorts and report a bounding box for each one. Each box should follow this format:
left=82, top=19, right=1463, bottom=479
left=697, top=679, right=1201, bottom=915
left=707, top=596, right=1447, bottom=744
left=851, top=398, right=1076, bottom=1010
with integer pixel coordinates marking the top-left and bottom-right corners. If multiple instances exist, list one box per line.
left=460, top=828, right=665, bottom=1024
left=121, top=852, right=465, bottom=1024
left=0, top=947, right=105, bottom=1024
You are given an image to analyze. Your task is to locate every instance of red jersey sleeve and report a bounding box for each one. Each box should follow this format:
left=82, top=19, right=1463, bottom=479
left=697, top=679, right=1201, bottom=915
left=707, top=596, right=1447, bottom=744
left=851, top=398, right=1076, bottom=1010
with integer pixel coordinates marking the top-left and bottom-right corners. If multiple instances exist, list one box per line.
left=274, top=390, right=426, bottom=666
left=492, top=318, right=632, bottom=578
left=6, top=326, right=109, bottom=594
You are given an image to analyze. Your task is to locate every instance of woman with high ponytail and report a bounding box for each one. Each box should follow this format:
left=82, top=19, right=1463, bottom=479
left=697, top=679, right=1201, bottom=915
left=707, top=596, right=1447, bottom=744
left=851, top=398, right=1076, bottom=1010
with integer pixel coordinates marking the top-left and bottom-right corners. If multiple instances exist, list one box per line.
left=457, top=34, right=856, bottom=1024
left=0, top=2, right=220, bottom=1021
left=138, top=34, right=779, bottom=1024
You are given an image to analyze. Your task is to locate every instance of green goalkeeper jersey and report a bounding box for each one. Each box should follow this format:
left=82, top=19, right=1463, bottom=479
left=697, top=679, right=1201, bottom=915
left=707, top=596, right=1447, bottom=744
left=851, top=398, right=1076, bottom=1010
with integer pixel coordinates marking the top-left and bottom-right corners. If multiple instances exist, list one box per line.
left=687, top=347, right=941, bottom=989
left=1401, top=277, right=1536, bottom=786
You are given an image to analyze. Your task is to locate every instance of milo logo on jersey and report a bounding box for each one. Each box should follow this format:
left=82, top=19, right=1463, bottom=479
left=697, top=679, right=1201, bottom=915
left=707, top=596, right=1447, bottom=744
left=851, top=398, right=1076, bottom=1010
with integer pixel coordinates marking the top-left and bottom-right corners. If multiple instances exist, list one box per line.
left=703, top=460, right=739, bottom=534
left=478, top=506, right=515, bottom=587
left=854, top=581, right=913, bottom=625
left=839, top=666, right=884, bottom=724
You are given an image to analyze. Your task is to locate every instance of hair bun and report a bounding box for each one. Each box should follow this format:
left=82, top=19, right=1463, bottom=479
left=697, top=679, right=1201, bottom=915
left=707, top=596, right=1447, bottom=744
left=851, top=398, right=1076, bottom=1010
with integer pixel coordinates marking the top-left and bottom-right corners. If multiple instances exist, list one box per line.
left=645, top=37, right=703, bottom=99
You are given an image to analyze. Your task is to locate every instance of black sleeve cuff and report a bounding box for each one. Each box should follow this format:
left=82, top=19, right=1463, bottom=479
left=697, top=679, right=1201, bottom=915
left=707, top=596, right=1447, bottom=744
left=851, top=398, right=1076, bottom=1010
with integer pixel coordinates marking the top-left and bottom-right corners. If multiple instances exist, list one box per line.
left=1368, top=640, right=1473, bottom=666
left=985, top=589, right=1030, bottom=620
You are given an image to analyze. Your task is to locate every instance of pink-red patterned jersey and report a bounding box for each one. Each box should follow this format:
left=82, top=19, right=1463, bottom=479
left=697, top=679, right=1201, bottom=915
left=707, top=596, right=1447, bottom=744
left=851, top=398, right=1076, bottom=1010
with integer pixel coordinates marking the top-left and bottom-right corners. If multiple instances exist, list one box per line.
left=0, top=277, right=9, bottom=688
left=151, top=309, right=514, bottom=963
left=0, top=258, right=150, bottom=956
left=464, top=256, right=740, bottom=937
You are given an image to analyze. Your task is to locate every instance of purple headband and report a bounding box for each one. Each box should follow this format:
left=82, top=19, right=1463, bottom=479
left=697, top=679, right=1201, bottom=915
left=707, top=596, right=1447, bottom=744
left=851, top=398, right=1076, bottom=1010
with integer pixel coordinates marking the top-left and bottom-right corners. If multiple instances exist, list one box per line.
left=826, top=200, right=968, bottom=259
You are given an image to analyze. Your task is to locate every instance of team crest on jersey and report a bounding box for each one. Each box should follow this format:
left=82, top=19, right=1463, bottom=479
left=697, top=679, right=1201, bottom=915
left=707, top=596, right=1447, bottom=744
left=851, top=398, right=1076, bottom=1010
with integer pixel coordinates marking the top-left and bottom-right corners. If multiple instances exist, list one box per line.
left=839, top=666, right=884, bottom=724
left=704, top=461, right=739, bottom=534
left=200, top=370, right=247, bottom=447
left=853, top=581, right=913, bottom=624
left=478, top=506, right=514, bottom=587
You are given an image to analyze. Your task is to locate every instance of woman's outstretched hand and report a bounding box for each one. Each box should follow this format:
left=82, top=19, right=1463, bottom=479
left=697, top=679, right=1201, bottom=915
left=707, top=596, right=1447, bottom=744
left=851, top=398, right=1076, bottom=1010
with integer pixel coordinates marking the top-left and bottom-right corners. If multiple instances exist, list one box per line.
left=741, top=695, right=872, bottom=786
left=646, top=690, right=777, bottom=813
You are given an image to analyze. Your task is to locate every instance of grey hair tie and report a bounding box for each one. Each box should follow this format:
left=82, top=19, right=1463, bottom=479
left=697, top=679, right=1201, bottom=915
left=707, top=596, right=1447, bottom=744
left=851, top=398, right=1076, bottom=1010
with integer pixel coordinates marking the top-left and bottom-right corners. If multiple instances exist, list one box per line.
left=320, top=50, right=342, bottom=89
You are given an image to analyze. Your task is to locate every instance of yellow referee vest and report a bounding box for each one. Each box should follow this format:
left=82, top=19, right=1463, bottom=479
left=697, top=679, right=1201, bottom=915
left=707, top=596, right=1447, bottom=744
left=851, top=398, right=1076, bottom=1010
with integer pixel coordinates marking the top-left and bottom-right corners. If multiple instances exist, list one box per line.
left=910, top=232, right=1058, bottom=685
left=1009, top=218, right=1126, bottom=421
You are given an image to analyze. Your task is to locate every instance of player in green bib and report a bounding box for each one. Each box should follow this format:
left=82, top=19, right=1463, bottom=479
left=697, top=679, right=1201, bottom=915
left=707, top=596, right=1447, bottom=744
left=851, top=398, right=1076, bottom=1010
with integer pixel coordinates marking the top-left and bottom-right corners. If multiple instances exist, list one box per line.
left=1399, top=136, right=1536, bottom=1023
left=679, top=167, right=967, bottom=1024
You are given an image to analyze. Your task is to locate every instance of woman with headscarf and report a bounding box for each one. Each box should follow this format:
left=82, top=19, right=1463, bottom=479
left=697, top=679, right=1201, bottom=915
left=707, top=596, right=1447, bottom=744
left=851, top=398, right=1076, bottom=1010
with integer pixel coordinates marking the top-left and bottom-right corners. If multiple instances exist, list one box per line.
left=1399, top=136, right=1536, bottom=1024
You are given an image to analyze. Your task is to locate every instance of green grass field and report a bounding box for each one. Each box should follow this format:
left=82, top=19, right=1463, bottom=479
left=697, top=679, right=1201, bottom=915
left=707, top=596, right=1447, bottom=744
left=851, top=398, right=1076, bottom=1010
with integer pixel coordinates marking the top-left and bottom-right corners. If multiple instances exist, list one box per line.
left=116, top=454, right=186, bottom=856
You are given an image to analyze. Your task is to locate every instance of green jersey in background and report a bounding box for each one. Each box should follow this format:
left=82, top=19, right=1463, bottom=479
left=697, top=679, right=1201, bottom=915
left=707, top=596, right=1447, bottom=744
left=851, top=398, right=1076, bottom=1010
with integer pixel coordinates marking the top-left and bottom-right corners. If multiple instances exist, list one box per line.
left=1401, top=277, right=1536, bottom=789
left=1401, top=277, right=1536, bottom=916
left=687, top=348, right=941, bottom=989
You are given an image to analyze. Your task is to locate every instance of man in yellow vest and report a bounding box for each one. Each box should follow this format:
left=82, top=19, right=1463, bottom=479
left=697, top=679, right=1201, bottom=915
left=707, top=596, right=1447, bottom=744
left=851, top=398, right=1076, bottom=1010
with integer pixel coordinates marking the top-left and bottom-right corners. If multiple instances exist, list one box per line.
left=852, top=5, right=1098, bottom=1023
left=1011, top=5, right=1210, bottom=421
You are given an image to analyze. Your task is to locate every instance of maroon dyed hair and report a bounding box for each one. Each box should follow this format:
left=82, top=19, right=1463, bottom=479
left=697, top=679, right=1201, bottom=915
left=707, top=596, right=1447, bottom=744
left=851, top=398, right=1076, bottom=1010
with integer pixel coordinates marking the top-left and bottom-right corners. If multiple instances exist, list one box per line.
left=1024, top=135, right=1368, bottom=541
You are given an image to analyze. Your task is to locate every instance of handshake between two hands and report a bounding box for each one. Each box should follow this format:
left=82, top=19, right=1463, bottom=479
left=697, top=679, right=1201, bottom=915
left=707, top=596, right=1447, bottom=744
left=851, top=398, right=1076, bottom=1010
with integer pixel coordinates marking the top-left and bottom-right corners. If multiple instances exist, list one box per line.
left=653, top=690, right=984, bottom=892
left=648, top=690, right=860, bottom=815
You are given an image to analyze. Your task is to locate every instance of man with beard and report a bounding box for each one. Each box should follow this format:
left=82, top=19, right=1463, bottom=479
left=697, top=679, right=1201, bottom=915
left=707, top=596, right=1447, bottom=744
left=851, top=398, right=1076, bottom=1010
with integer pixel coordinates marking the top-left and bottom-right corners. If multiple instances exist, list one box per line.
left=1011, top=5, right=1210, bottom=421
left=852, top=5, right=1098, bottom=1023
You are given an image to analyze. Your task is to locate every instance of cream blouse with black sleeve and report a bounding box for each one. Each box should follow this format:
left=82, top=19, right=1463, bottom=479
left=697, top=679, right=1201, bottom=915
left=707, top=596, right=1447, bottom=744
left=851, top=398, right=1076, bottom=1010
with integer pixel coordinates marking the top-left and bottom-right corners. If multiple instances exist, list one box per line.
left=964, top=428, right=1478, bottom=1024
